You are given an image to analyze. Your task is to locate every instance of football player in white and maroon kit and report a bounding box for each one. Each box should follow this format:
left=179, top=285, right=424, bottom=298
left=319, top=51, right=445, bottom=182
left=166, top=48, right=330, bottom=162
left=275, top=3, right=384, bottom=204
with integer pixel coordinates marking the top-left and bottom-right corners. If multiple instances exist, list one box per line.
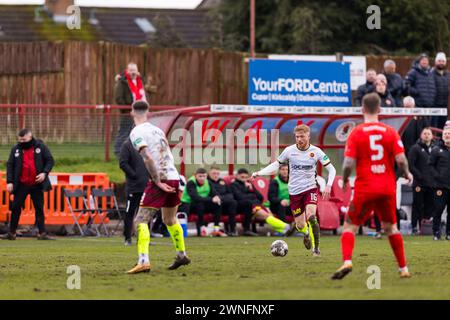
left=126, top=100, right=190, bottom=274
left=252, top=124, right=336, bottom=256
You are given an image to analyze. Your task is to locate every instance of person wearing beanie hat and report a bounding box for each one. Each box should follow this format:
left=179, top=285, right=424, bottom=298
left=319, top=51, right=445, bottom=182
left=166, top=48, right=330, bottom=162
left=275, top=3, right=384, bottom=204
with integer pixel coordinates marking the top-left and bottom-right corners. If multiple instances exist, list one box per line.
left=431, top=52, right=450, bottom=131
left=435, top=52, right=447, bottom=64
left=405, top=53, right=436, bottom=113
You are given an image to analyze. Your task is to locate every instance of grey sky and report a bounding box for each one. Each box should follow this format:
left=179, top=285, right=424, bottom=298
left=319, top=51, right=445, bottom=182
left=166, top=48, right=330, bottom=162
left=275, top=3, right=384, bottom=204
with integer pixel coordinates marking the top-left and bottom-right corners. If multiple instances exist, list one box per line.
left=0, top=0, right=203, bottom=9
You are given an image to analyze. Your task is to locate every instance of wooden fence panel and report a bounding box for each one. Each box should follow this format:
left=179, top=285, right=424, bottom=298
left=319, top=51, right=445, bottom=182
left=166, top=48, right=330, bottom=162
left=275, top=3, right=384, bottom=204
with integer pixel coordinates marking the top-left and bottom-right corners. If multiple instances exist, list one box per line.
left=0, top=41, right=446, bottom=109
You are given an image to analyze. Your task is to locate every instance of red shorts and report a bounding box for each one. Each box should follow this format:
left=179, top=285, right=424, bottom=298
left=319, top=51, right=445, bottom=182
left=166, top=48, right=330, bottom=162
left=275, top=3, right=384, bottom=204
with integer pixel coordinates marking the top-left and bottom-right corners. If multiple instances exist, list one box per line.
left=347, top=192, right=397, bottom=225
left=289, top=188, right=318, bottom=217
left=140, top=180, right=181, bottom=209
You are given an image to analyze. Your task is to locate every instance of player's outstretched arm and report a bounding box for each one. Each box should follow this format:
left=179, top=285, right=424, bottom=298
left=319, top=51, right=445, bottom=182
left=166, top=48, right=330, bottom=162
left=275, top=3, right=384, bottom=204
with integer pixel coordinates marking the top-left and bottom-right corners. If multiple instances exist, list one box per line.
left=342, top=157, right=355, bottom=189
left=251, top=161, right=281, bottom=178
left=395, top=153, right=413, bottom=185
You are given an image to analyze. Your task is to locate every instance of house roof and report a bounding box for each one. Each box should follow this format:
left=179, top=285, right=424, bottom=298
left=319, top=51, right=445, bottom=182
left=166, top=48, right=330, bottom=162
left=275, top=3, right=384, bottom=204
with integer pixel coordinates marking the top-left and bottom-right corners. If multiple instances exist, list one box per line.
left=0, top=5, right=214, bottom=47
left=196, top=0, right=221, bottom=9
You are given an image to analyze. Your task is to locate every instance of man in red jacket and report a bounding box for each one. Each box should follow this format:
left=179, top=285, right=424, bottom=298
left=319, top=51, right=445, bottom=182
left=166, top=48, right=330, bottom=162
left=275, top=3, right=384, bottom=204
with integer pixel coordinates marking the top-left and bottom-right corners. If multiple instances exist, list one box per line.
left=1, top=129, right=54, bottom=240
left=114, top=62, right=156, bottom=157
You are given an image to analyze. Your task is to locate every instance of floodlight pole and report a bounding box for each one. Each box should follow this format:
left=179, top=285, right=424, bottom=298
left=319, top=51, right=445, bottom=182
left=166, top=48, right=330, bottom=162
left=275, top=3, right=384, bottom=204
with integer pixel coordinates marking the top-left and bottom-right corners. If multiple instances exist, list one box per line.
left=250, top=0, right=255, bottom=58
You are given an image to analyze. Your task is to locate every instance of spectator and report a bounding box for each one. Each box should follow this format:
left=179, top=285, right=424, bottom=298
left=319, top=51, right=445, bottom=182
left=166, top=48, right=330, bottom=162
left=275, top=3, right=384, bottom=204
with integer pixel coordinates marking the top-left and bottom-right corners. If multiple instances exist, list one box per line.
left=407, top=127, right=435, bottom=234
left=429, top=126, right=450, bottom=240
left=119, top=138, right=150, bottom=246
left=431, top=52, right=450, bottom=130
left=179, top=168, right=225, bottom=237
left=268, top=164, right=290, bottom=222
left=207, top=167, right=238, bottom=236
left=1, top=129, right=54, bottom=240
left=383, top=59, right=404, bottom=107
left=355, top=68, right=377, bottom=106
left=401, top=96, right=428, bottom=156
left=405, top=53, right=436, bottom=113
left=231, top=168, right=290, bottom=236
left=113, top=62, right=152, bottom=157
left=374, top=74, right=396, bottom=107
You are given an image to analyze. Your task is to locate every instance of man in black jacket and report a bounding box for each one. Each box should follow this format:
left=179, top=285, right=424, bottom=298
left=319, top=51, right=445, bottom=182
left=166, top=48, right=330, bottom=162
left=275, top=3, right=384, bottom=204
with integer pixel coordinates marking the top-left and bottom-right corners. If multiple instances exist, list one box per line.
left=119, top=138, right=150, bottom=245
left=405, top=54, right=436, bottom=112
left=383, top=59, right=404, bottom=107
left=429, top=126, right=450, bottom=240
left=1, top=129, right=54, bottom=240
left=431, top=52, right=449, bottom=131
left=231, top=168, right=290, bottom=236
left=207, top=167, right=237, bottom=236
left=401, top=96, right=429, bottom=156
left=268, top=164, right=290, bottom=222
left=355, top=68, right=376, bottom=106
left=407, top=127, right=435, bottom=234
left=179, top=168, right=224, bottom=237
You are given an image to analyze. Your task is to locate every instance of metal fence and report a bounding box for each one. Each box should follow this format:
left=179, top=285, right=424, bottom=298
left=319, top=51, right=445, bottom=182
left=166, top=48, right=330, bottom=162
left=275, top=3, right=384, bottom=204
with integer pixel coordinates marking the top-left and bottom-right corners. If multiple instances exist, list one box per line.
left=0, top=104, right=143, bottom=162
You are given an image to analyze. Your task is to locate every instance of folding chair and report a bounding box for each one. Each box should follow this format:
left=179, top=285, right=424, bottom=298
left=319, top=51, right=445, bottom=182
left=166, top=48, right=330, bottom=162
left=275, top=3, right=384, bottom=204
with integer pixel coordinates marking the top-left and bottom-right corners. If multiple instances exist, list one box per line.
left=63, top=188, right=98, bottom=236
left=91, top=188, right=122, bottom=236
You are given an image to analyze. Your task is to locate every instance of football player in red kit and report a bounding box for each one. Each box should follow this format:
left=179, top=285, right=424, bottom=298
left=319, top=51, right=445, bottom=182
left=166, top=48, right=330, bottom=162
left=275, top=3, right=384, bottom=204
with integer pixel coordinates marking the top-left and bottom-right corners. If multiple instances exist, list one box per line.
left=332, top=92, right=413, bottom=280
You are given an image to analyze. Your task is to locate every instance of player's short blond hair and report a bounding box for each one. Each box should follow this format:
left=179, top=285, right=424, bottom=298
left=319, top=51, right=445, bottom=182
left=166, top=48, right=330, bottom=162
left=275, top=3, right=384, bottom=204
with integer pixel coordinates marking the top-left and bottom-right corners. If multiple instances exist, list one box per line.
left=293, top=124, right=310, bottom=134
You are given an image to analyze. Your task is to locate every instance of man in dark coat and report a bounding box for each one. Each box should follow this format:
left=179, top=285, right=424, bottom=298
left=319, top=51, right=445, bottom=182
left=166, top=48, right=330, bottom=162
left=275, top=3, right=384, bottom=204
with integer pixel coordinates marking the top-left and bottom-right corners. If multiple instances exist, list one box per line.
left=401, top=96, right=429, bottom=156
left=355, top=68, right=377, bottom=106
left=1, top=129, right=54, bottom=240
left=207, top=167, right=238, bottom=236
left=383, top=59, right=404, bottom=107
left=231, top=168, right=290, bottom=236
left=405, top=54, right=437, bottom=113
left=429, top=126, right=450, bottom=240
left=119, top=138, right=150, bottom=246
left=407, top=128, right=435, bottom=234
left=431, top=52, right=450, bottom=130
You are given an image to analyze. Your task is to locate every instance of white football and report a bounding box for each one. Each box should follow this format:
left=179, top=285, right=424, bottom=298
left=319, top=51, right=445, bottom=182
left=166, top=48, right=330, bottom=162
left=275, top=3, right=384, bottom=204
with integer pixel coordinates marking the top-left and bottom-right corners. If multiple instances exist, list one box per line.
left=270, top=240, right=288, bottom=257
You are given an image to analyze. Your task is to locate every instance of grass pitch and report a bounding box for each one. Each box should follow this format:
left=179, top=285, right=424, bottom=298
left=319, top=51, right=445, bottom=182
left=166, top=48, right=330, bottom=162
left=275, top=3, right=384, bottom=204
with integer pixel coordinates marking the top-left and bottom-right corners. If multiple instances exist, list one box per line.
left=1, top=235, right=449, bottom=300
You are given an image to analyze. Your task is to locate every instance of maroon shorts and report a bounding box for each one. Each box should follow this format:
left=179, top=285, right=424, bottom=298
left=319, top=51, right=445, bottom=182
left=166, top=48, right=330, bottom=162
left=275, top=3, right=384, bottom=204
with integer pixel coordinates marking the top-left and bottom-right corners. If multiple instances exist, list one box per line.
left=347, top=192, right=397, bottom=225
left=289, top=188, right=319, bottom=217
left=252, top=204, right=270, bottom=214
left=140, top=180, right=181, bottom=209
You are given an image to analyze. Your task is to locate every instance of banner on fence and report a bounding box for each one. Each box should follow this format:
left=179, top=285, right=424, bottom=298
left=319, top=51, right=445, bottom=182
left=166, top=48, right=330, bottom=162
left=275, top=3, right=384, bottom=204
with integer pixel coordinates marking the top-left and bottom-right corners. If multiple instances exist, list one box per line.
left=248, top=59, right=352, bottom=107
left=268, top=54, right=367, bottom=90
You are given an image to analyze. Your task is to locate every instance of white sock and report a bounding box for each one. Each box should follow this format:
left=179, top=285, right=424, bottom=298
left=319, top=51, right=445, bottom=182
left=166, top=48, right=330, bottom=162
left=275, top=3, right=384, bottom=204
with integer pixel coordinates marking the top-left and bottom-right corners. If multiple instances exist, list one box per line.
left=138, top=254, right=149, bottom=264
left=177, top=251, right=186, bottom=258
left=399, top=266, right=409, bottom=273
left=344, top=260, right=352, bottom=266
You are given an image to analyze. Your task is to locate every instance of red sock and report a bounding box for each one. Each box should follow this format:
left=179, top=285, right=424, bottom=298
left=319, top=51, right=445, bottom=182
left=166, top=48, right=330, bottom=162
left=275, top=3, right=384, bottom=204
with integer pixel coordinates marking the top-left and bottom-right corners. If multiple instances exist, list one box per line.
left=341, top=231, right=355, bottom=261
left=388, top=233, right=407, bottom=268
